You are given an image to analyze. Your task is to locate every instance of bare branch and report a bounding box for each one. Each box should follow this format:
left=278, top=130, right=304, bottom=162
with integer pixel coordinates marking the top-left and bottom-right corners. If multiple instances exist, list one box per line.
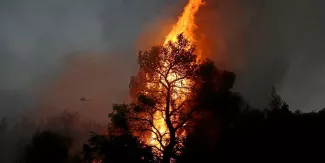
left=170, top=100, right=190, bottom=116
left=172, top=85, right=192, bottom=90
left=170, top=73, right=191, bottom=84
left=129, top=117, right=159, bottom=134
left=131, top=127, right=165, bottom=149
left=128, top=116, right=168, bottom=149
left=146, top=145, right=163, bottom=152
left=175, top=107, right=200, bottom=131
left=158, top=79, right=169, bottom=90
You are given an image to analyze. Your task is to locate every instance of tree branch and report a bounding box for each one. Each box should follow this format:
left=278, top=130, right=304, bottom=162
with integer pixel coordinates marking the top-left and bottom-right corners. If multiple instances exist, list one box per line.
left=172, top=85, right=192, bottom=90
left=170, top=100, right=190, bottom=116
left=128, top=116, right=163, bottom=141
left=175, top=107, right=200, bottom=131
left=136, top=128, right=165, bottom=150
left=170, top=73, right=191, bottom=84
left=146, top=145, right=163, bottom=153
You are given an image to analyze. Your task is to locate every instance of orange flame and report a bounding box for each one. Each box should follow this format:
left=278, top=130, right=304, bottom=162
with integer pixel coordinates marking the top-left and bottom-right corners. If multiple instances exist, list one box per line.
left=148, top=0, right=205, bottom=155
left=164, top=0, right=205, bottom=47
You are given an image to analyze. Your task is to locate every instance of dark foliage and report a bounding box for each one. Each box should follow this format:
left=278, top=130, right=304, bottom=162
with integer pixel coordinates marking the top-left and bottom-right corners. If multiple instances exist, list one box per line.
left=12, top=34, right=325, bottom=163
left=179, top=83, right=325, bottom=162
left=21, top=130, right=73, bottom=163
left=81, top=132, right=153, bottom=163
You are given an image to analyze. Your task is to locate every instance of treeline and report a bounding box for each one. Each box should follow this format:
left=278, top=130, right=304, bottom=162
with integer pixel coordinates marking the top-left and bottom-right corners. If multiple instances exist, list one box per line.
left=1, top=87, right=325, bottom=162
left=0, top=110, right=103, bottom=163
left=2, top=35, right=325, bottom=162
left=181, top=88, right=325, bottom=162
left=2, top=93, right=324, bottom=163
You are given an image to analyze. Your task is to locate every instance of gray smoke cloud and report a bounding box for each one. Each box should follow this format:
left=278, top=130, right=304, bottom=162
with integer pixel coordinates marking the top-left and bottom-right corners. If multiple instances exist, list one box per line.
left=195, top=0, right=325, bottom=111
left=0, top=0, right=178, bottom=121
left=245, top=0, right=325, bottom=111
left=0, top=0, right=325, bottom=122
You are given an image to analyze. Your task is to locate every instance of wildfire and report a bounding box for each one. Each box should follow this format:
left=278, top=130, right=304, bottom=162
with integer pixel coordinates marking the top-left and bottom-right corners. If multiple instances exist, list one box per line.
left=148, top=0, right=205, bottom=155
left=164, top=0, right=205, bottom=47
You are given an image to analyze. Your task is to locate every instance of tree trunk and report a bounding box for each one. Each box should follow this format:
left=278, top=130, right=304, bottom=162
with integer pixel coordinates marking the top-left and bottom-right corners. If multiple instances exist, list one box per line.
left=162, top=87, right=176, bottom=163
left=162, top=145, right=173, bottom=163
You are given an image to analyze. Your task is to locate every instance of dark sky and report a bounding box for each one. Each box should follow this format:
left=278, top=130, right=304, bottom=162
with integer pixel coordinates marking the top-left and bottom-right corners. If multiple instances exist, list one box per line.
left=0, top=0, right=325, bottom=121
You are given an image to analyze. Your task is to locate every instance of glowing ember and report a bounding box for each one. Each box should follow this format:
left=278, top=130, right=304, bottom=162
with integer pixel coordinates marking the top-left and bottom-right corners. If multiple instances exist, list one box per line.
left=147, top=0, right=205, bottom=156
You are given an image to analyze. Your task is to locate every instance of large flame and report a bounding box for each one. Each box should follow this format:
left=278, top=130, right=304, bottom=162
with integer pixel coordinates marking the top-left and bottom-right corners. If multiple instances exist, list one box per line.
left=164, top=0, right=205, bottom=47
left=148, top=0, right=205, bottom=155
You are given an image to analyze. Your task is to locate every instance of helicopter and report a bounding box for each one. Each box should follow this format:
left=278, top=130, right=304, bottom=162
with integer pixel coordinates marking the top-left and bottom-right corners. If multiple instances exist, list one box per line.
left=80, top=97, right=91, bottom=102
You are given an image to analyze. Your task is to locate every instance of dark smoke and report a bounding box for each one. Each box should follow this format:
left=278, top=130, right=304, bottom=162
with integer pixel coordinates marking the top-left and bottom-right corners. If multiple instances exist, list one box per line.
left=195, top=0, right=325, bottom=110
left=1, top=0, right=325, bottom=161
left=0, top=0, right=178, bottom=120
left=0, top=1, right=178, bottom=161
left=0, top=0, right=323, bottom=129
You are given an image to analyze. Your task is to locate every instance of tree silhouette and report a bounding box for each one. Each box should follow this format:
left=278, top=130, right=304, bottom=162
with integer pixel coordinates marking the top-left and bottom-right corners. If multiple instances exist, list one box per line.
left=81, top=132, right=153, bottom=163
left=268, top=86, right=284, bottom=110
left=0, top=117, right=7, bottom=135
left=110, top=34, right=210, bottom=163
left=21, top=130, right=73, bottom=163
left=0, top=117, right=8, bottom=163
left=177, top=61, right=242, bottom=163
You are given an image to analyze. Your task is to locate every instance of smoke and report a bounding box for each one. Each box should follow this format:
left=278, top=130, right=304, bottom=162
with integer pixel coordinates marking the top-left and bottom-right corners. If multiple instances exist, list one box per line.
left=1, top=0, right=325, bottom=161
left=193, top=0, right=325, bottom=110
left=135, top=0, right=292, bottom=109
left=36, top=53, right=134, bottom=123
left=0, top=0, right=179, bottom=120
left=1, top=0, right=325, bottom=126
left=194, top=0, right=289, bottom=108
left=0, top=0, right=180, bottom=162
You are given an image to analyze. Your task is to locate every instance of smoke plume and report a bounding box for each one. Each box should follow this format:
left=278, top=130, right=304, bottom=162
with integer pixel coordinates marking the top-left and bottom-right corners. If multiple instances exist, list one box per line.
left=1, top=0, right=325, bottom=123
left=0, top=0, right=178, bottom=120
left=1, top=0, right=325, bottom=162
left=194, top=0, right=325, bottom=110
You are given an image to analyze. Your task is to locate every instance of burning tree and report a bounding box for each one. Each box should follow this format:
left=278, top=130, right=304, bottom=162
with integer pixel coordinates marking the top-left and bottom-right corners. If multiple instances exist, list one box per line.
left=109, top=34, right=206, bottom=163
left=108, top=1, right=206, bottom=162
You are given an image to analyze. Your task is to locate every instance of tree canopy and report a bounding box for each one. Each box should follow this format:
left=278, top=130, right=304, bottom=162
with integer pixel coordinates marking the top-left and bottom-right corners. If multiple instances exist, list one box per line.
left=110, top=34, right=222, bottom=163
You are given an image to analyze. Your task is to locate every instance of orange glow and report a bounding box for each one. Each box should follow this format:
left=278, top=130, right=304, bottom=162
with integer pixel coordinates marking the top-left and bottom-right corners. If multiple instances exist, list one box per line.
left=164, top=0, right=205, bottom=53
left=147, top=0, right=205, bottom=155
left=164, top=0, right=205, bottom=45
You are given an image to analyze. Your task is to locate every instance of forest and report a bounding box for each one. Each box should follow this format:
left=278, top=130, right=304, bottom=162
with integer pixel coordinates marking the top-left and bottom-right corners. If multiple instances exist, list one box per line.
left=1, top=35, right=325, bottom=163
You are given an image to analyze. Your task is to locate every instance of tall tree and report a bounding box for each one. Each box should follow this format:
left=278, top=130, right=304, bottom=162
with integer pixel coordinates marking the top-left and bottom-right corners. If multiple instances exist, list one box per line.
left=112, top=34, right=205, bottom=163
left=268, top=86, right=284, bottom=110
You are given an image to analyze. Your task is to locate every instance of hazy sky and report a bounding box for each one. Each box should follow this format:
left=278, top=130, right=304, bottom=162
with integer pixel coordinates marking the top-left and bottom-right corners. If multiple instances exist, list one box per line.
left=0, top=0, right=325, bottom=120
